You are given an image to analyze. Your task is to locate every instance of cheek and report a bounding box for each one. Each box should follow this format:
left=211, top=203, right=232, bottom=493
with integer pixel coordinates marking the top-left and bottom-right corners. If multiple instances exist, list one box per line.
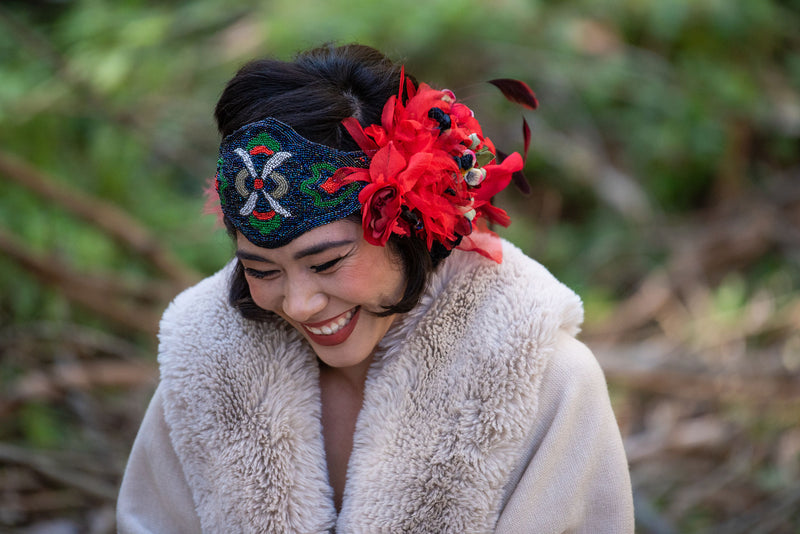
left=381, top=268, right=406, bottom=302
left=246, top=279, right=281, bottom=312
left=381, top=253, right=407, bottom=300
left=348, top=258, right=405, bottom=303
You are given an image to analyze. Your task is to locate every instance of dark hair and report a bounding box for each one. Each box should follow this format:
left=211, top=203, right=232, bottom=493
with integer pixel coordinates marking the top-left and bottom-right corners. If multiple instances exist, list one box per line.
left=215, top=44, right=442, bottom=321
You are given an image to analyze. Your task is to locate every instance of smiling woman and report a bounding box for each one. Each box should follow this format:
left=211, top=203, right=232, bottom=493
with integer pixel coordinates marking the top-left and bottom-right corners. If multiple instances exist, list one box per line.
left=235, top=221, right=404, bottom=370
left=116, top=43, right=634, bottom=533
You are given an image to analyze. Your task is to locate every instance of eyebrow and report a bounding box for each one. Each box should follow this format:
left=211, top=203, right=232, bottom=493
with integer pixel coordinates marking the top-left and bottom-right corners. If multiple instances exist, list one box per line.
left=236, top=239, right=355, bottom=263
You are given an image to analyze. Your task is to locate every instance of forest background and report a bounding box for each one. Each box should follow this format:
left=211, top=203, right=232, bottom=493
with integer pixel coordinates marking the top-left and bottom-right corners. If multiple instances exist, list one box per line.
left=1, top=0, right=799, bottom=532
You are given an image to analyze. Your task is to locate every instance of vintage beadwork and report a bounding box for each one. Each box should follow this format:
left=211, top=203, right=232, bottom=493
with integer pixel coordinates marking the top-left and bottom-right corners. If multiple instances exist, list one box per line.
left=216, top=118, right=369, bottom=248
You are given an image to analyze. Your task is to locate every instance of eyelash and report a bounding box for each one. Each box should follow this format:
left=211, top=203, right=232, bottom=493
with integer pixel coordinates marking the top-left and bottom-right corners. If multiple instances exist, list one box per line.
left=244, top=256, right=344, bottom=279
left=244, top=267, right=278, bottom=279
left=310, top=257, right=343, bottom=273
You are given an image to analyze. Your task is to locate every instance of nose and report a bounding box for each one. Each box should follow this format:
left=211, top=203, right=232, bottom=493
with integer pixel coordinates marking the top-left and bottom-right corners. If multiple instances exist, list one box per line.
left=281, top=275, right=327, bottom=323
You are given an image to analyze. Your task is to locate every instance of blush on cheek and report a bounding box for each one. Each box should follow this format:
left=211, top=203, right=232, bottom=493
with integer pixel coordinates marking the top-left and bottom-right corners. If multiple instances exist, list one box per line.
left=246, top=282, right=277, bottom=313
left=357, top=267, right=406, bottom=308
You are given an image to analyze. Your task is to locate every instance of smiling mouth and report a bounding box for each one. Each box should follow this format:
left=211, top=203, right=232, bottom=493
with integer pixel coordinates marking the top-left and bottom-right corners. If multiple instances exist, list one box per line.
left=304, top=308, right=357, bottom=335
left=300, top=307, right=360, bottom=347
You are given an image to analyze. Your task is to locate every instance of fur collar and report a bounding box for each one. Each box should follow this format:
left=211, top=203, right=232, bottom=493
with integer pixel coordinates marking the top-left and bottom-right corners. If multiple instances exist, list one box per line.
left=157, top=240, right=582, bottom=533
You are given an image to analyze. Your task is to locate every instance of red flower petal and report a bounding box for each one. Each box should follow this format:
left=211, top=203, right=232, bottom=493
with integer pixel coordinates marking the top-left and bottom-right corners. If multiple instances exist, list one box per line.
left=360, top=184, right=402, bottom=246
left=382, top=95, right=398, bottom=132
left=398, top=152, right=433, bottom=189
left=476, top=152, right=522, bottom=200
left=478, top=203, right=512, bottom=227
left=370, top=142, right=407, bottom=183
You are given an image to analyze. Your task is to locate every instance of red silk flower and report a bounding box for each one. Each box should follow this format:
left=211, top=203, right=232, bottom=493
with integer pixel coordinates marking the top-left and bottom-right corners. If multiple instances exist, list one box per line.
left=333, top=68, right=525, bottom=262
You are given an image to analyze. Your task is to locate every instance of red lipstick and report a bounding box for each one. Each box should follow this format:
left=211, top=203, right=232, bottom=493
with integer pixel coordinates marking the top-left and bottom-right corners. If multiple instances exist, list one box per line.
left=301, top=307, right=360, bottom=347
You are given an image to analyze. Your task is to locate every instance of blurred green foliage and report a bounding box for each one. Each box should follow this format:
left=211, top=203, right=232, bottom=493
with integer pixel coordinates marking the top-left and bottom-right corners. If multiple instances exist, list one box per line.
left=2, top=0, right=798, bottom=313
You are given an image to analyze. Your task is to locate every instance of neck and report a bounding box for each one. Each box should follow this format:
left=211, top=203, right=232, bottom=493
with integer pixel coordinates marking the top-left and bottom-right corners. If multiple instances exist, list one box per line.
left=319, top=352, right=375, bottom=392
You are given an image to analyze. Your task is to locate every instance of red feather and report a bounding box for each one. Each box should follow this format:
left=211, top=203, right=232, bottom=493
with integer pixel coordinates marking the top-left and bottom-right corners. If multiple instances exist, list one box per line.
left=488, top=79, right=539, bottom=110
left=522, top=117, right=531, bottom=160
left=203, top=177, right=224, bottom=226
left=342, top=117, right=379, bottom=153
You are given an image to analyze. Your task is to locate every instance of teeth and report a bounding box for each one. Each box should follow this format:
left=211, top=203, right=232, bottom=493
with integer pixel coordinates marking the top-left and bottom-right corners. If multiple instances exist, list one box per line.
left=306, top=309, right=355, bottom=336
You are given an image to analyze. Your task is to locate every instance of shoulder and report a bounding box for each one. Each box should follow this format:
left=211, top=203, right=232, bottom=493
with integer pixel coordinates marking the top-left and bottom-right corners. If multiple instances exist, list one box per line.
left=496, top=330, right=635, bottom=533
left=429, top=239, right=584, bottom=336
left=546, top=331, right=607, bottom=394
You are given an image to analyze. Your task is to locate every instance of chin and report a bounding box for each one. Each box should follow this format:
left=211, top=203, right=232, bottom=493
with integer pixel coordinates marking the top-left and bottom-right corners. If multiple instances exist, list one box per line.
left=308, top=338, right=376, bottom=369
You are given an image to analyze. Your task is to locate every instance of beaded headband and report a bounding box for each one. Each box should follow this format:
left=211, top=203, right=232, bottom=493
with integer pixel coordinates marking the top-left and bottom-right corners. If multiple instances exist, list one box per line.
left=214, top=72, right=536, bottom=262
left=216, top=118, right=369, bottom=248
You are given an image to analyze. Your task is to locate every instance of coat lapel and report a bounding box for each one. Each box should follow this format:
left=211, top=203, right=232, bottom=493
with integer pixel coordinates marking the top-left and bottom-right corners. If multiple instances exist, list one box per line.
left=158, top=267, right=336, bottom=533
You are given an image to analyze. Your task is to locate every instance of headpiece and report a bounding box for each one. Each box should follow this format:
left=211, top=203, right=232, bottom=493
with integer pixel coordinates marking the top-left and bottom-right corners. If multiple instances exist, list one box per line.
left=216, top=118, right=369, bottom=248
left=214, top=70, right=536, bottom=262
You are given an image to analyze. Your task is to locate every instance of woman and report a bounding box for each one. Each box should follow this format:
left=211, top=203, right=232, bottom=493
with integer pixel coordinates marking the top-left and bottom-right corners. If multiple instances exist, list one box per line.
left=117, top=44, right=634, bottom=533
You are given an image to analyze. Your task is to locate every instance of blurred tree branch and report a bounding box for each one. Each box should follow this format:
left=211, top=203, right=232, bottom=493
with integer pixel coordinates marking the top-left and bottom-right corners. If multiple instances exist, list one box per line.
left=0, top=150, right=203, bottom=334
left=1, top=360, right=156, bottom=416
left=596, top=344, right=800, bottom=403
left=0, top=443, right=118, bottom=501
left=0, top=227, right=163, bottom=335
left=0, top=150, right=200, bottom=288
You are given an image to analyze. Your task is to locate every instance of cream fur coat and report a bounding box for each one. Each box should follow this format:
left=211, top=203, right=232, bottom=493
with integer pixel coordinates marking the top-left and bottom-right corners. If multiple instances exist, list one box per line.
left=117, top=240, right=634, bottom=533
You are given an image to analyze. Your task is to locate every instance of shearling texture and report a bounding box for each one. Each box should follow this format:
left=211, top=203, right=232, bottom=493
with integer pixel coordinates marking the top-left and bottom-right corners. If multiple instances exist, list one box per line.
left=120, top=239, right=629, bottom=533
left=157, top=271, right=335, bottom=533
left=336, top=242, right=582, bottom=533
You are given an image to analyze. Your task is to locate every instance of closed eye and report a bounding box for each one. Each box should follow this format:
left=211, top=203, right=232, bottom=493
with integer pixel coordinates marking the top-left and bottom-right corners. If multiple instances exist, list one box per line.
left=244, top=267, right=279, bottom=279
left=310, top=257, right=343, bottom=273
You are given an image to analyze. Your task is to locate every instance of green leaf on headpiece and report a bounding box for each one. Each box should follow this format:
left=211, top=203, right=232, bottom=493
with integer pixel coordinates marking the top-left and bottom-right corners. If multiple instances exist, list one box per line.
left=475, top=148, right=496, bottom=168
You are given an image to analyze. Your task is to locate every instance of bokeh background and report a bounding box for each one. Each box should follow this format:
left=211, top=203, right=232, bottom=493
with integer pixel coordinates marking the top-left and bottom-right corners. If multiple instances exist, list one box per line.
left=1, top=0, right=799, bottom=532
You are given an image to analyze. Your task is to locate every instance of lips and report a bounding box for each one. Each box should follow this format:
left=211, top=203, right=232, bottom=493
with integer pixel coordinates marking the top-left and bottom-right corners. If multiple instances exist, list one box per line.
left=301, top=307, right=360, bottom=346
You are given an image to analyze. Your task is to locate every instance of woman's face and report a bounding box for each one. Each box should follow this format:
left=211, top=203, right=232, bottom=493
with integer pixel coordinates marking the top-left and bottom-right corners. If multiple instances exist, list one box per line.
left=236, top=220, right=405, bottom=369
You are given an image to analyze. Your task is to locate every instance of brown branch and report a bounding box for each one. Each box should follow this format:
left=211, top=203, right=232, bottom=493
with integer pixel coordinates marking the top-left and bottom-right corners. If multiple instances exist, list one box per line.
left=11, top=490, right=85, bottom=514
left=1, top=360, right=156, bottom=414
left=586, top=198, right=780, bottom=340
left=0, top=321, right=148, bottom=361
left=0, top=227, right=163, bottom=335
left=624, top=415, right=736, bottom=464
left=0, top=443, right=118, bottom=501
left=0, top=150, right=200, bottom=288
left=595, top=345, right=800, bottom=403
left=709, top=482, right=800, bottom=534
